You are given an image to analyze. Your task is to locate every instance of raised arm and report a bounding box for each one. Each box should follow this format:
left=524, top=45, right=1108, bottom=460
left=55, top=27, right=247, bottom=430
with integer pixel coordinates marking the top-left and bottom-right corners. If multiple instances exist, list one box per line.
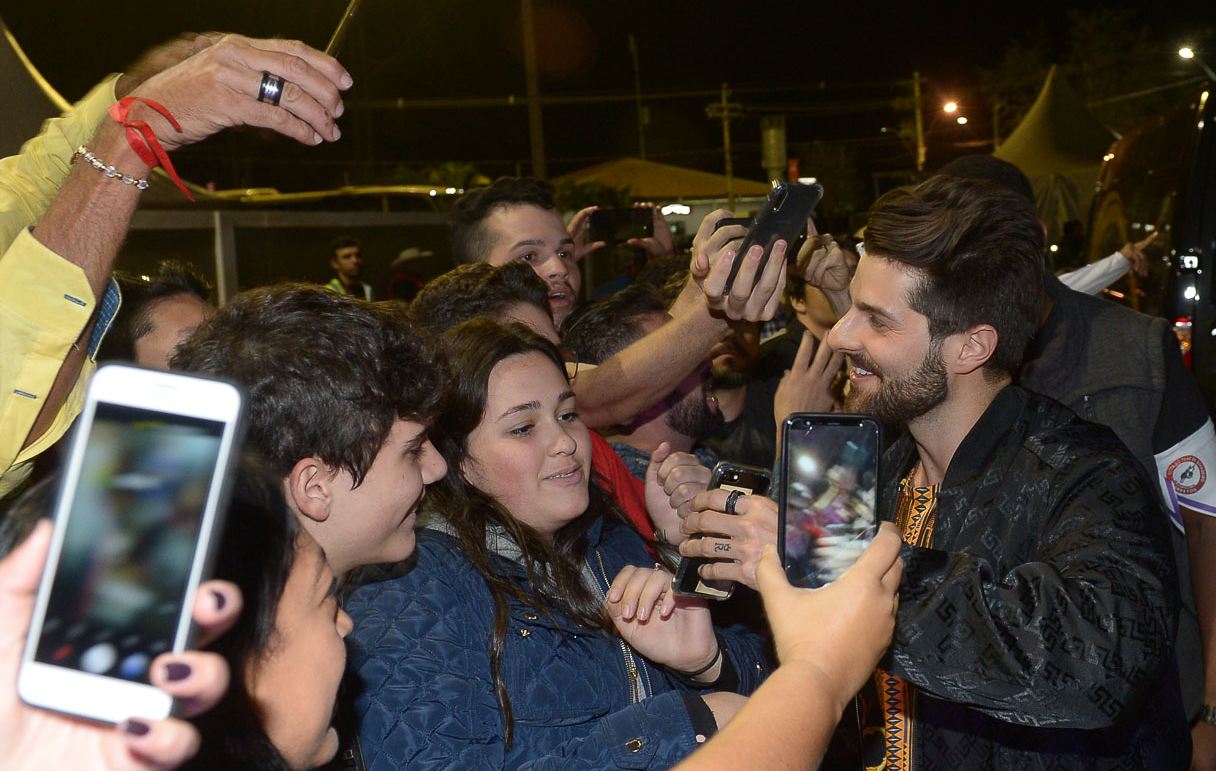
left=573, top=211, right=785, bottom=428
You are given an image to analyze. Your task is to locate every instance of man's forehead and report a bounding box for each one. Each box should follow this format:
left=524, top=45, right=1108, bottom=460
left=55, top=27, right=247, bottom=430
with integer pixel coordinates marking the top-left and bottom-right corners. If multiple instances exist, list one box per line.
left=852, top=255, right=920, bottom=313
left=487, top=204, right=568, bottom=247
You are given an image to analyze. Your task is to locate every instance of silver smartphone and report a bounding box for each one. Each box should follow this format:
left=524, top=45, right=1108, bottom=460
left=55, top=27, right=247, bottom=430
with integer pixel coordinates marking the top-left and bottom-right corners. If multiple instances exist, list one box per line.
left=18, top=364, right=244, bottom=724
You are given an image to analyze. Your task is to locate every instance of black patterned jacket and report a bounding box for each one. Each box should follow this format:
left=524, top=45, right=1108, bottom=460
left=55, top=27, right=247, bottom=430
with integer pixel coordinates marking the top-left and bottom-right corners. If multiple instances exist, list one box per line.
left=871, top=385, right=1189, bottom=769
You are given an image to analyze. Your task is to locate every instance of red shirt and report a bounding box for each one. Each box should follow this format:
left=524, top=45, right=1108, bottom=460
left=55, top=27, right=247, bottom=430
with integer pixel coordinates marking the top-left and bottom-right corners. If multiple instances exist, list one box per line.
left=589, top=431, right=654, bottom=541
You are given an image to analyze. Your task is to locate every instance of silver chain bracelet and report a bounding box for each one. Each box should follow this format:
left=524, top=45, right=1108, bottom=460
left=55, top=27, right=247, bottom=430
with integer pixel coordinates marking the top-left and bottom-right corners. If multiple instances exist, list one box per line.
left=70, top=145, right=150, bottom=191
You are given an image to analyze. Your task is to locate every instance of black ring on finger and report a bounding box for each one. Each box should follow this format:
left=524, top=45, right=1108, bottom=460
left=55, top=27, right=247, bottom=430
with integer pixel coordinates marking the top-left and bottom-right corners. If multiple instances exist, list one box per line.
left=258, top=71, right=286, bottom=106
left=724, top=489, right=743, bottom=516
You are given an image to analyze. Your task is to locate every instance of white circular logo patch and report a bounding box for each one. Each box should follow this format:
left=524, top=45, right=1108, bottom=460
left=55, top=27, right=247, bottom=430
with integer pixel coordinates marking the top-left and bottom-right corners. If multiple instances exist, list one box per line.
left=1168, top=455, right=1207, bottom=496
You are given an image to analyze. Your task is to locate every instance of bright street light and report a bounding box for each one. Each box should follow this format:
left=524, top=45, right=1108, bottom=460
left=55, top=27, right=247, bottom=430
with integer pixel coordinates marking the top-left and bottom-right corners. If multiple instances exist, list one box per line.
left=956, top=116, right=968, bottom=125
left=1179, top=46, right=1216, bottom=80
left=943, top=101, right=958, bottom=113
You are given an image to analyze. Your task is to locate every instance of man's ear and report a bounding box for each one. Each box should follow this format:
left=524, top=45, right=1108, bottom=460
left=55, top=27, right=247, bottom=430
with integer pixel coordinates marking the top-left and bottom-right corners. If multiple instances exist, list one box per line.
left=284, top=456, right=335, bottom=523
left=790, top=291, right=808, bottom=315
left=947, top=324, right=998, bottom=375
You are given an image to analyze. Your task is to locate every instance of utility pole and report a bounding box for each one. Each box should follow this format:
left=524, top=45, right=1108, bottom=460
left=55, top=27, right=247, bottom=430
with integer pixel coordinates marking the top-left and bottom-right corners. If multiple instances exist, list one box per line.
left=913, top=70, right=926, bottom=172
left=628, top=34, right=646, bottom=159
left=705, top=84, right=743, bottom=208
left=521, top=0, right=546, bottom=179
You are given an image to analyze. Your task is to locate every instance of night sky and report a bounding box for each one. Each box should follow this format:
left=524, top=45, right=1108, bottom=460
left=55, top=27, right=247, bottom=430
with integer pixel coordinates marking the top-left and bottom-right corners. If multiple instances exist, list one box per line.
left=4, top=0, right=1213, bottom=190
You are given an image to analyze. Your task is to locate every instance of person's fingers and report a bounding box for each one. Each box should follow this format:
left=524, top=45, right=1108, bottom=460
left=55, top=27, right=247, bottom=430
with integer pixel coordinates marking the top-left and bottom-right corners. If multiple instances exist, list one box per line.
left=758, top=258, right=789, bottom=320
left=755, top=544, right=792, bottom=602
left=661, top=461, right=710, bottom=496
left=0, top=518, right=51, bottom=596
left=614, top=567, right=657, bottom=621
left=222, top=34, right=352, bottom=89
left=1135, top=230, right=1159, bottom=250
left=688, top=487, right=733, bottom=516
left=696, top=558, right=747, bottom=585
left=607, top=564, right=638, bottom=605
left=107, top=716, right=202, bottom=770
left=191, top=580, right=241, bottom=648
left=726, top=243, right=766, bottom=310
left=635, top=569, right=672, bottom=622
left=149, top=650, right=230, bottom=718
left=210, top=60, right=338, bottom=142
left=849, top=523, right=902, bottom=579
left=679, top=535, right=740, bottom=561
left=701, top=249, right=735, bottom=299
left=791, top=330, right=816, bottom=373
left=224, top=42, right=344, bottom=117
left=693, top=209, right=734, bottom=244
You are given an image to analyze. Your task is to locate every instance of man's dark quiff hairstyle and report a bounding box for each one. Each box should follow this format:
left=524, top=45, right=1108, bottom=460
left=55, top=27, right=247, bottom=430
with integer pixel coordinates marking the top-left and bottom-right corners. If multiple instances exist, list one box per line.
left=560, top=284, right=668, bottom=365
left=171, top=284, right=445, bottom=486
left=409, top=261, right=551, bottom=336
left=449, top=176, right=557, bottom=264
left=863, top=175, right=1044, bottom=376
left=99, top=260, right=213, bottom=363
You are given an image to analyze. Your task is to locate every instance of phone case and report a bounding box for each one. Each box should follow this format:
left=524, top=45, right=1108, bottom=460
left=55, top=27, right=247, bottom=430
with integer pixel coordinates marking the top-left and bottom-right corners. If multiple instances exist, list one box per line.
left=723, top=182, right=823, bottom=292
left=671, top=462, right=772, bottom=600
left=777, top=413, right=881, bottom=590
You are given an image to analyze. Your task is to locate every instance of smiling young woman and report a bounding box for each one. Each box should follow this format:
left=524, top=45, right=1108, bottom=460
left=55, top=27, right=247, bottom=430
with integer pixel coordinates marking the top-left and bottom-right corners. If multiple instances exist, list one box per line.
left=343, top=319, right=774, bottom=769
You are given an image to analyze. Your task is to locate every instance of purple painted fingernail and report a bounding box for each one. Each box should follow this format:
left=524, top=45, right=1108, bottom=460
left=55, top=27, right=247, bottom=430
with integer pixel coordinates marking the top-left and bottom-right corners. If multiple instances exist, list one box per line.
left=164, top=662, right=192, bottom=681
left=211, top=589, right=226, bottom=610
left=123, top=719, right=150, bottom=736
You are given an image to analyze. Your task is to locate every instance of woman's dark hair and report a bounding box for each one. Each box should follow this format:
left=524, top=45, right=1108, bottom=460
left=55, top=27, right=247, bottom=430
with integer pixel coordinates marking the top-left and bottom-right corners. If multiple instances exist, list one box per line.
left=431, top=319, right=625, bottom=747
left=184, top=454, right=300, bottom=771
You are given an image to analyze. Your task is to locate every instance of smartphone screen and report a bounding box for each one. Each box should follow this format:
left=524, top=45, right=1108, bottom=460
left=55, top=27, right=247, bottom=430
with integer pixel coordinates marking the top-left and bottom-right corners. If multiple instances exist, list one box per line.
left=779, top=415, right=880, bottom=589
left=32, top=403, right=226, bottom=684
left=673, top=463, right=771, bottom=600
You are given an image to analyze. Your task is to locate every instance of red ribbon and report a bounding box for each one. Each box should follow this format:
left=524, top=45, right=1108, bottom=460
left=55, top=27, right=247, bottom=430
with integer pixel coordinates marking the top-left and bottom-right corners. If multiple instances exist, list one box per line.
left=108, top=97, right=194, bottom=202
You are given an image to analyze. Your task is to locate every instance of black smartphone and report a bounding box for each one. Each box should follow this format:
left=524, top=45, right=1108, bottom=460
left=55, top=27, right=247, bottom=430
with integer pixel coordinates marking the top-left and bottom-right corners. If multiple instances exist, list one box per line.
left=778, top=413, right=880, bottom=589
left=588, top=207, right=653, bottom=244
left=723, top=182, right=823, bottom=293
left=672, top=462, right=772, bottom=600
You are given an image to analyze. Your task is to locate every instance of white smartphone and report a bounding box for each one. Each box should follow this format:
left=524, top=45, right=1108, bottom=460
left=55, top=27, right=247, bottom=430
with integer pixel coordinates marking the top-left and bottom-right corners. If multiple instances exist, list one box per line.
left=18, top=364, right=244, bottom=724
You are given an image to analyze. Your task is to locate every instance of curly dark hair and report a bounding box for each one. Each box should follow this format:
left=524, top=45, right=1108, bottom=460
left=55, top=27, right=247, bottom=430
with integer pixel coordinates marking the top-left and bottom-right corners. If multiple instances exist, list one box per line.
left=409, top=261, right=550, bottom=336
left=450, top=176, right=556, bottom=264
left=171, top=284, right=445, bottom=486
left=864, top=174, right=1044, bottom=376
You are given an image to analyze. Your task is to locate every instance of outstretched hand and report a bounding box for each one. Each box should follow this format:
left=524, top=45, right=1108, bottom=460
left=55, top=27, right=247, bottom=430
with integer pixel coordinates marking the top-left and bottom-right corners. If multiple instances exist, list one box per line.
left=128, top=33, right=353, bottom=150
left=754, top=523, right=903, bottom=707
left=1, top=521, right=242, bottom=771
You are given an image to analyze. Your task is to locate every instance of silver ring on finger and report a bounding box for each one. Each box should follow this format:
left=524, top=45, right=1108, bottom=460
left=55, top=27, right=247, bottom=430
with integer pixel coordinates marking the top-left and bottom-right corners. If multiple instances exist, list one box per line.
left=258, top=71, right=286, bottom=106
left=724, top=489, right=743, bottom=516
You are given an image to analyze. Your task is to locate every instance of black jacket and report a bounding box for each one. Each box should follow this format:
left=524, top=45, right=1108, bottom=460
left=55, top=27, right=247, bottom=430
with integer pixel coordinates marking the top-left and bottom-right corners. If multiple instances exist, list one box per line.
left=855, top=386, right=1188, bottom=769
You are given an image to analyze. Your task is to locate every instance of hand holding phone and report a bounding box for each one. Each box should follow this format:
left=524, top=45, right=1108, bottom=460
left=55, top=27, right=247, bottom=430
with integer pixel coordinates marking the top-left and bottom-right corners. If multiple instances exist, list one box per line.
left=18, top=365, right=244, bottom=725
left=673, top=462, right=771, bottom=600
left=723, top=182, right=823, bottom=293
left=778, top=414, right=881, bottom=589
left=3, top=518, right=242, bottom=767
left=588, top=207, right=654, bottom=245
